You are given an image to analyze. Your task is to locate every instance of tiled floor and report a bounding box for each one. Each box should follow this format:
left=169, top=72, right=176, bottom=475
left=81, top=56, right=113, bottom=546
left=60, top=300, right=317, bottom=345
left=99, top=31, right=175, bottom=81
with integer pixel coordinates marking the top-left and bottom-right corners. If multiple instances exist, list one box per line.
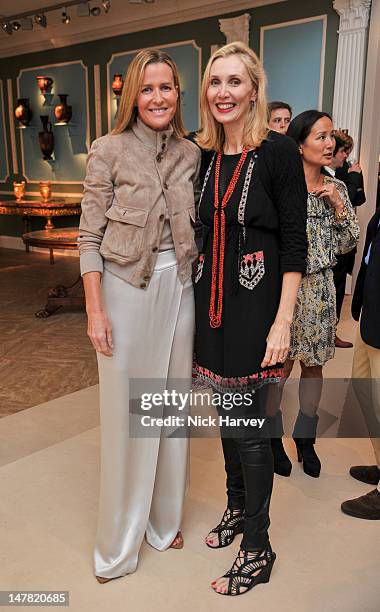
left=0, top=249, right=97, bottom=416
left=0, top=258, right=379, bottom=611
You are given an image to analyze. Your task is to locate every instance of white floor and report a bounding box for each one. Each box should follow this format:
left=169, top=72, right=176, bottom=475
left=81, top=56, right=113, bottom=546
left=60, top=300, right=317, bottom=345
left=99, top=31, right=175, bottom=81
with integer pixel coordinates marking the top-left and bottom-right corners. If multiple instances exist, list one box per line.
left=0, top=301, right=379, bottom=612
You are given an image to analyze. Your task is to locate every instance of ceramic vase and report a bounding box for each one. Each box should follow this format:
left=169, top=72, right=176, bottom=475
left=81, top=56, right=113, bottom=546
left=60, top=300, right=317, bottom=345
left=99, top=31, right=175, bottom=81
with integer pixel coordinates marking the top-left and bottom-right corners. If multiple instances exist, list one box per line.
left=36, top=76, right=53, bottom=94
left=112, top=74, right=123, bottom=96
left=14, top=98, right=33, bottom=127
left=39, top=181, right=52, bottom=203
left=38, top=116, right=54, bottom=160
left=54, top=94, right=72, bottom=124
left=13, top=181, right=26, bottom=202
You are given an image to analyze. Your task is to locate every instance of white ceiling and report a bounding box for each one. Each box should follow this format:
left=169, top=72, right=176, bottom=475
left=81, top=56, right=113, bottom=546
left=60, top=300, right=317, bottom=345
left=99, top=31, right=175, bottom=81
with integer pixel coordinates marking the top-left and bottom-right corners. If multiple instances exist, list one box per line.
left=0, top=0, right=286, bottom=58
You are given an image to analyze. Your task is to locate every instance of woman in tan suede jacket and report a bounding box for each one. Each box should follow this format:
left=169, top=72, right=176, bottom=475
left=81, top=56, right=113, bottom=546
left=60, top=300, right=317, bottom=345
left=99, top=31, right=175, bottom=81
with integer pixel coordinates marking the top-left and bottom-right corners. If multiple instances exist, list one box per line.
left=78, top=48, right=200, bottom=583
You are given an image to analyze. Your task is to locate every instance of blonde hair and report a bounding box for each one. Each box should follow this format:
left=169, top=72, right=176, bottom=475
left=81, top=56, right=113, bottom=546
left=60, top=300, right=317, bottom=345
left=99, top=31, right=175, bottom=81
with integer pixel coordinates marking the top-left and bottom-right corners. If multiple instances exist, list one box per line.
left=112, top=48, right=186, bottom=137
left=196, top=42, right=269, bottom=151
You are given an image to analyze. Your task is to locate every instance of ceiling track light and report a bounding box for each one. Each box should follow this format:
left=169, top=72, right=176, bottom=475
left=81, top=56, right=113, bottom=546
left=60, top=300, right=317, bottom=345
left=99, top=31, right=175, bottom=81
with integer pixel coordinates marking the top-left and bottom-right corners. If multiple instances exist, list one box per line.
left=34, top=14, right=47, bottom=28
left=1, top=21, right=13, bottom=35
left=0, top=1, right=111, bottom=35
left=62, top=9, right=71, bottom=24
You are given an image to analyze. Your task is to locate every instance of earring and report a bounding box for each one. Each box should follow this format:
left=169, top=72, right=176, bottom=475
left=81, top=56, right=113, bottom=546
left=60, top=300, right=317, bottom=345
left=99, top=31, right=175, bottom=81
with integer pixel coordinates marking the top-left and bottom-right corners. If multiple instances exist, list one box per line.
left=251, top=100, right=256, bottom=109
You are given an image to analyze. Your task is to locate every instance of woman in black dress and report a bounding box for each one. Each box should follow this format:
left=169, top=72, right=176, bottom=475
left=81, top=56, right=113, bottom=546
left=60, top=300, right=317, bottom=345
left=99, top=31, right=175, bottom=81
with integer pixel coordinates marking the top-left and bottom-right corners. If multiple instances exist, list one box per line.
left=194, top=42, right=308, bottom=596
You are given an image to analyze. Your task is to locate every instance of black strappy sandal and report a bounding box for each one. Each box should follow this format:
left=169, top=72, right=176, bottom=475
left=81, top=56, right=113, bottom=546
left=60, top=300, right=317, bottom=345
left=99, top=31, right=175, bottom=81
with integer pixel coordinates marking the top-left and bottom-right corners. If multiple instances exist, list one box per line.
left=205, top=508, right=244, bottom=549
left=212, top=546, right=276, bottom=596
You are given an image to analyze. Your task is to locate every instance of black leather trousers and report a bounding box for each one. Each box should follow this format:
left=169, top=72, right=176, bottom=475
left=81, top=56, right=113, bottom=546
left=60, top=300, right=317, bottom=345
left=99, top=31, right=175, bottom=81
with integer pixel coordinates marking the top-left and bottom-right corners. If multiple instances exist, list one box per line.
left=216, top=386, right=274, bottom=551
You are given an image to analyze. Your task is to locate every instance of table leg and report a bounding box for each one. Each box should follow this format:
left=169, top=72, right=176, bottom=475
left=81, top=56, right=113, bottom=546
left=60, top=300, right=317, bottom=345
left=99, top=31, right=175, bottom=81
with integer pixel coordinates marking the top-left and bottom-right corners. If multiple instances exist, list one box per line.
left=35, top=274, right=84, bottom=318
left=45, top=216, right=55, bottom=230
left=23, top=217, right=30, bottom=252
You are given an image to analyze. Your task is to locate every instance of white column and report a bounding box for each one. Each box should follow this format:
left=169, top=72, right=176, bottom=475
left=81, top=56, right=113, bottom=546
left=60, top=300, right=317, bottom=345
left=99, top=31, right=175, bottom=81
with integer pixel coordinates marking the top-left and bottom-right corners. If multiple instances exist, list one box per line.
left=332, top=0, right=372, bottom=159
left=219, top=13, right=251, bottom=46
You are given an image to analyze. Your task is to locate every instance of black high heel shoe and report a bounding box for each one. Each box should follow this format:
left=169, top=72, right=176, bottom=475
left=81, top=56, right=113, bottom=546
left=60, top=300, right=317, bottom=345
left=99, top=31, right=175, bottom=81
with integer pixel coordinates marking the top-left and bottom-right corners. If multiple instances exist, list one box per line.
left=294, top=439, right=321, bottom=477
left=271, top=437, right=292, bottom=477
left=212, top=545, right=276, bottom=596
left=267, top=410, right=292, bottom=477
left=293, top=411, right=321, bottom=478
left=205, top=507, right=244, bottom=548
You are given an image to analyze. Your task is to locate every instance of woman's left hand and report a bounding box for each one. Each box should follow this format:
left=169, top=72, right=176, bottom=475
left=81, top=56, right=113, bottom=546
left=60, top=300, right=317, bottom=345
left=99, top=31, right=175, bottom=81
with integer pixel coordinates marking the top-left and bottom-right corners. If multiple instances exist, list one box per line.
left=313, top=182, right=344, bottom=212
left=261, top=320, right=291, bottom=367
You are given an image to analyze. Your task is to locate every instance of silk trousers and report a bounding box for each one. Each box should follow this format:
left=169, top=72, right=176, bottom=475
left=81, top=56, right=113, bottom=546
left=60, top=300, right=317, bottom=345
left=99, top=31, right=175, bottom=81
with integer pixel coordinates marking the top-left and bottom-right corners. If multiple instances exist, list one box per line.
left=94, top=250, right=194, bottom=578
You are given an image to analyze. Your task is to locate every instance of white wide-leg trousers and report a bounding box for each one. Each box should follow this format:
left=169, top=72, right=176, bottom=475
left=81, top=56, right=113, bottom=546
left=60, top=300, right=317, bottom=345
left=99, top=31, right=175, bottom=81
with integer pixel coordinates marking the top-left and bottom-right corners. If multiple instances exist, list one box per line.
left=94, top=250, right=194, bottom=578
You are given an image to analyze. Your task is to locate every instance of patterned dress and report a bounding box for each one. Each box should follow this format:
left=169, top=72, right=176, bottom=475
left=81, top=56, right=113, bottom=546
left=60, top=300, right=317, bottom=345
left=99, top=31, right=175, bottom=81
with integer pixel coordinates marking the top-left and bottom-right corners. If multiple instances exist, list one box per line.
left=289, top=175, right=360, bottom=366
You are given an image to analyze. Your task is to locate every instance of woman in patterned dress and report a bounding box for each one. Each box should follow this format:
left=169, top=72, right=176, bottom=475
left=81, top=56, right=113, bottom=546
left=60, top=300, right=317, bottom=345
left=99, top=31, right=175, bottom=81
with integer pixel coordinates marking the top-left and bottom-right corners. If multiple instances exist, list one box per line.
left=193, top=42, right=308, bottom=596
left=269, top=110, right=360, bottom=479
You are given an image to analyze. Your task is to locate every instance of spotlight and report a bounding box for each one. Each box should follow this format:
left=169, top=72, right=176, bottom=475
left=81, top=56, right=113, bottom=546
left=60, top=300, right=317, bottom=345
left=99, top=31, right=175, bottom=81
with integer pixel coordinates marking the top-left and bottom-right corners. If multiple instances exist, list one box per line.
left=1, top=21, right=13, bottom=35
left=12, top=22, right=21, bottom=31
left=101, top=0, right=111, bottom=12
left=90, top=6, right=101, bottom=16
left=34, top=14, right=47, bottom=28
left=62, top=10, right=71, bottom=24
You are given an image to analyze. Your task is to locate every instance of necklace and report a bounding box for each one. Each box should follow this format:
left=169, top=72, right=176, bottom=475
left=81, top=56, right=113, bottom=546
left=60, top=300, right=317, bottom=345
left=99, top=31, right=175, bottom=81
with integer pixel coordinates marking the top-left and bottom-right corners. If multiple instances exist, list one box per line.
left=209, top=148, right=248, bottom=328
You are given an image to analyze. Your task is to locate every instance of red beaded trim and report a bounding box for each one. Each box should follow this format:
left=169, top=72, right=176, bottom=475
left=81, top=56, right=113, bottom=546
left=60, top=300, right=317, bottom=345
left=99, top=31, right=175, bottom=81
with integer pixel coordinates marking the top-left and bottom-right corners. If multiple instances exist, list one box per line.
left=194, top=363, right=284, bottom=392
left=209, top=148, right=248, bottom=328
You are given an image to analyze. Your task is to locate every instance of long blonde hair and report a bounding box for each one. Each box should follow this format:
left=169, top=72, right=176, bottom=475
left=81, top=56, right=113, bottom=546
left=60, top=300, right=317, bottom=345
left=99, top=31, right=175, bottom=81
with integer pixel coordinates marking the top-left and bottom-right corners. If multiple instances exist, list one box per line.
left=112, top=48, right=187, bottom=137
left=196, top=42, right=269, bottom=151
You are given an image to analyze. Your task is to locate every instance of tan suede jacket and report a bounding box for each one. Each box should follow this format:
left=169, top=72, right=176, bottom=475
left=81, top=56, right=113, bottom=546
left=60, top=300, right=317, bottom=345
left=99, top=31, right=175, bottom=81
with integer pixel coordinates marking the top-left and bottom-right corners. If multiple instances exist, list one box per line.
left=78, top=118, right=201, bottom=289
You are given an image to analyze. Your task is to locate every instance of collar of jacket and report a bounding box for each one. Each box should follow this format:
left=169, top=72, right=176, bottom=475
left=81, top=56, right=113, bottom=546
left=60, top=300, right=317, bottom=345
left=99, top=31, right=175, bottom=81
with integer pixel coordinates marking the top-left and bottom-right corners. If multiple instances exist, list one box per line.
left=131, top=117, right=174, bottom=155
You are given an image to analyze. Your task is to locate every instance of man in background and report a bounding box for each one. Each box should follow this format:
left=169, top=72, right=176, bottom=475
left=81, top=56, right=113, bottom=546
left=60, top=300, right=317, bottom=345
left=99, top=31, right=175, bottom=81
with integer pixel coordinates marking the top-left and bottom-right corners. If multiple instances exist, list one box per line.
left=341, top=208, right=380, bottom=520
left=268, top=100, right=292, bottom=134
left=324, top=130, right=366, bottom=348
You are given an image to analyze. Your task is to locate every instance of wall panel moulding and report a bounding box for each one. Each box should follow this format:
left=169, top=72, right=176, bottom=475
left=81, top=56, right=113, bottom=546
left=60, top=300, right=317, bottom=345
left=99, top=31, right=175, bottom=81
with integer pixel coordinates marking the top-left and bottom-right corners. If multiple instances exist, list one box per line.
left=0, top=81, right=10, bottom=183
left=16, top=61, right=90, bottom=185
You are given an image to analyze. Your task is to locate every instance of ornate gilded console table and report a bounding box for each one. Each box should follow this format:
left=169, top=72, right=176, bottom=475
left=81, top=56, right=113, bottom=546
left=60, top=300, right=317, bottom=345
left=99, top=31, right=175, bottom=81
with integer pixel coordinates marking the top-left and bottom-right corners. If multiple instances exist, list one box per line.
left=0, top=198, right=81, bottom=251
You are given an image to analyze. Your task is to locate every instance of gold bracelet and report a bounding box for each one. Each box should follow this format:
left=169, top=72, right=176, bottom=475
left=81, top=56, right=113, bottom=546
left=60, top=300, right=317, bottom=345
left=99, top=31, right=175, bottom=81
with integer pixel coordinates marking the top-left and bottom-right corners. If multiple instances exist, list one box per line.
left=335, top=206, right=348, bottom=221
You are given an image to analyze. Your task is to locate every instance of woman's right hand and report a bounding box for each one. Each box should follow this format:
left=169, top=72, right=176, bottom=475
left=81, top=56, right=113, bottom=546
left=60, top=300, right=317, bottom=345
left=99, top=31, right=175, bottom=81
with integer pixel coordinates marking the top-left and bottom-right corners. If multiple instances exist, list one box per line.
left=87, top=310, right=113, bottom=356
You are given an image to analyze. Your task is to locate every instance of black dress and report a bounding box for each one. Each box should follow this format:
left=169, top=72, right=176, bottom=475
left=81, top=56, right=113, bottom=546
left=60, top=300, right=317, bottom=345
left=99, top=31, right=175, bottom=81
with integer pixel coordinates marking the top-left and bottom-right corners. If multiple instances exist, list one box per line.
left=194, top=131, right=308, bottom=393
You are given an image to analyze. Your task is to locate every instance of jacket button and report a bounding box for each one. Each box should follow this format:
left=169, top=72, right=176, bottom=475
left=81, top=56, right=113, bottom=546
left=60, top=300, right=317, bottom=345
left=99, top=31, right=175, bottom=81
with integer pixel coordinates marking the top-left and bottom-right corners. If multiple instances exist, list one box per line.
left=159, top=214, right=165, bottom=221
left=143, top=275, right=150, bottom=281
left=164, top=182, right=168, bottom=189
left=162, top=134, right=167, bottom=141
left=140, top=282, right=147, bottom=289
left=152, top=246, right=158, bottom=252
left=156, top=153, right=162, bottom=162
